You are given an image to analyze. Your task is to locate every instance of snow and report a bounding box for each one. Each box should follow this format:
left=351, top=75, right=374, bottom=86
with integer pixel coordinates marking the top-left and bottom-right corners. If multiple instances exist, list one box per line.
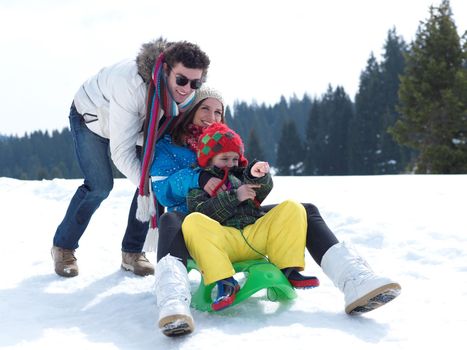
left=1, top=175, right=466, bottom=349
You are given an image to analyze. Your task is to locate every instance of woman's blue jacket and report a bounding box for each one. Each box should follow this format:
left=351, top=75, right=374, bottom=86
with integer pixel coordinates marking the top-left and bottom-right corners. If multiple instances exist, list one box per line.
left=149, top=134, right=200, bottom=213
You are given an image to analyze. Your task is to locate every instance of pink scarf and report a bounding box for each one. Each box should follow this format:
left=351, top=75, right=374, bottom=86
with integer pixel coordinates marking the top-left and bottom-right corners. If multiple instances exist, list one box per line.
left=182, top=123, right=205, bottom=152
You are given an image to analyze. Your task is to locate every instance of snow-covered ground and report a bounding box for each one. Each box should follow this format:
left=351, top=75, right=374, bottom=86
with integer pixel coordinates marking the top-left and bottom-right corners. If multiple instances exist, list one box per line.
left=1, top=175, right=466, bottom=349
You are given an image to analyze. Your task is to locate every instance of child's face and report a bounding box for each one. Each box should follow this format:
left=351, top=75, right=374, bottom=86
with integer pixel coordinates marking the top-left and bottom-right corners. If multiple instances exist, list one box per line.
left=211, top=151, right=240, bottom=169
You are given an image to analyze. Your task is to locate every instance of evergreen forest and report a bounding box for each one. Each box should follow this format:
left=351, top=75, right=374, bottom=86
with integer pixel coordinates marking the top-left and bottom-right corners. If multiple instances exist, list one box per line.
left=1, top=0, right=465, bottom=179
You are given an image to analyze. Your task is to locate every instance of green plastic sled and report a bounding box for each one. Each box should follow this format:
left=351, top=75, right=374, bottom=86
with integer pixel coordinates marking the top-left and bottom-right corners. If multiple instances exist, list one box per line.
left=187, top=258, right=297, bottom=312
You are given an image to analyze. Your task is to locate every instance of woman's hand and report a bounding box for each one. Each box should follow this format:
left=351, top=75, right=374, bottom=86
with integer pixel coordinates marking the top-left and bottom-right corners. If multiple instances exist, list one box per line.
left=250, top=161, right=270, bottom=177
left=203, top=177, right=227, bottom=196
left=236, top=184, right=261, bottom=202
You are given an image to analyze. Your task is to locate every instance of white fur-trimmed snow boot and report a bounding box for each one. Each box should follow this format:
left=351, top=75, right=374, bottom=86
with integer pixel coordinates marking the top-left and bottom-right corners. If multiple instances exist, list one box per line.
left=321, top=241, right=401, bottom=315
left=154, top=255, right=194, bottom=337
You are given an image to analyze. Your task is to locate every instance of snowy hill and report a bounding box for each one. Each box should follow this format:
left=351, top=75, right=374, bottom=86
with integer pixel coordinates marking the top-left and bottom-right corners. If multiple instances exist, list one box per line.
left=1, top=175, right=466, bottom=349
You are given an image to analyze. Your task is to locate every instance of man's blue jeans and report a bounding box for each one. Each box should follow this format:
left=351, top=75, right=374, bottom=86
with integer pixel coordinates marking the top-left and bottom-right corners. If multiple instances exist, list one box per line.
left=53, top=103, right=147, bottom=253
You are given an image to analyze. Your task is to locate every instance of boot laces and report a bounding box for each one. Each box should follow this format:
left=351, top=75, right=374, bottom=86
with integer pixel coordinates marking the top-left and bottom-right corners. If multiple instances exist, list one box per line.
left=348, top=256, right=374, bottom=285
left=59, top=248, right=76, bottom=264
left=135, top=252, right=149, bottom=263
left=338, top=255, right=374, bottom=290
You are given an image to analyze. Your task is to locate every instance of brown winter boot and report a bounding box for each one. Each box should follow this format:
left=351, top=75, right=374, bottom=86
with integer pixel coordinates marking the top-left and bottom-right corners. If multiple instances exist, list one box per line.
left=51, top=246, right=79, bottom=277
left=121, top=252, right=154, bottom=276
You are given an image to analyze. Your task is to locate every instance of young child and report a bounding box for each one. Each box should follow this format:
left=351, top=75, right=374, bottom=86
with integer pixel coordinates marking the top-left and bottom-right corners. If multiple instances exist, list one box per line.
left=182, top=122, right=319, bottom=311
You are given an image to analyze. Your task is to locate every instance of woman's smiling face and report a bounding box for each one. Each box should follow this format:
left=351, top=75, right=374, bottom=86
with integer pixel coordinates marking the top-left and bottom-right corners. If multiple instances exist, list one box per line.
left=192, top=98, right=223, bottom=127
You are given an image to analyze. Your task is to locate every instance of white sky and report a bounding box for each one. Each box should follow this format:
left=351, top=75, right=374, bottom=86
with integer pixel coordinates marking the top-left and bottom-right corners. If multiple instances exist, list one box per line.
left=1, top=0, right=466, bottom=136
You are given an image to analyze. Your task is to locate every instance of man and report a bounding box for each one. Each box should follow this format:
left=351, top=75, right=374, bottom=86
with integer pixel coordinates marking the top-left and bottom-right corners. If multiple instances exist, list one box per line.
left=51, top=37, right=210, bottom=278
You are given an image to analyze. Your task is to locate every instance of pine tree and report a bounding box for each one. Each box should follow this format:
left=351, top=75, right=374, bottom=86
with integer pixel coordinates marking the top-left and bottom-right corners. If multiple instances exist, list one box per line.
left=390, top=0, right=467, bottom=173
left=315, top=86, right=353, bottom=175
left=245, top=128, right=265, bottom=162
left=378, top=28, right=412, bottom=174
left=350, top=28, right=412, bottom=175
left=304, top=99, right=325, bottom=175
left=289, top=94, right=312, bottom=140
left=276, top=119, right=304, bottom=175
left=227, top=95, right=311, bottom=168
left=350, top=53, right=384, bottom=175
left=0, top=127, right=82, bottom=179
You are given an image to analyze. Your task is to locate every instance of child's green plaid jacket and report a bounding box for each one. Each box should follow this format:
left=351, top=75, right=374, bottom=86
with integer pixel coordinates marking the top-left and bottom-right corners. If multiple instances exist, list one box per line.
left=186, top=161, right=273, bottom=230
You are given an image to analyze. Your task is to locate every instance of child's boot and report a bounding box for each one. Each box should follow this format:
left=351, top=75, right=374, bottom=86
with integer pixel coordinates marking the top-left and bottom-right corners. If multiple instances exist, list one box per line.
left=212, top=277, right=240, bottom=311
left=282, top=267, right=320, bottom=288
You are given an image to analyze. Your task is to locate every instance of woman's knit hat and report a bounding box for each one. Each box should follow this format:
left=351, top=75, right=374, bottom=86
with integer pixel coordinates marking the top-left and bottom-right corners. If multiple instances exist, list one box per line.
left=197, top=122, right=248, bottom=167
left=190, top=85, right=225, bottom=115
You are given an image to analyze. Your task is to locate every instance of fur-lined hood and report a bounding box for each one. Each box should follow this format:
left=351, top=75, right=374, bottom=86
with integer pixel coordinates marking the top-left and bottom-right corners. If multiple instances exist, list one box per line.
left=136, top=37, right=170, bottom=85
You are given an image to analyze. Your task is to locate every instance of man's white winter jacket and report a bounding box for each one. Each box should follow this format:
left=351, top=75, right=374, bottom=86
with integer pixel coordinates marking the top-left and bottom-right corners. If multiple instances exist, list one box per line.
left=73, top=59, right=147, bottom=187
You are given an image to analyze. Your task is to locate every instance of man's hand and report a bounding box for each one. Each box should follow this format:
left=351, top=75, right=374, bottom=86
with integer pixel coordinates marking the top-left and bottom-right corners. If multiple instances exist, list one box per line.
left=203, top=177, right=227, bottom=196
left=250, top=161, right=270, bottom=178
left=236, top=184, right=261, bottom=202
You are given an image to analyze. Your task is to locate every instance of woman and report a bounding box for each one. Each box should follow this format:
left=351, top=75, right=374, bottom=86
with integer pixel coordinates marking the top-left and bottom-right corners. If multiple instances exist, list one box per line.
left=150, top=86, right=401, bottom=337
left=149, top=87, right=224, bottom=337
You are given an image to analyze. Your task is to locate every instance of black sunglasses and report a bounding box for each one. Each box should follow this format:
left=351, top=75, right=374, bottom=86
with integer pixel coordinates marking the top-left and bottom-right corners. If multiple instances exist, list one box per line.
left=167, top=64, right=203, bottom=90
left=175, top=75, right=203, bottom=90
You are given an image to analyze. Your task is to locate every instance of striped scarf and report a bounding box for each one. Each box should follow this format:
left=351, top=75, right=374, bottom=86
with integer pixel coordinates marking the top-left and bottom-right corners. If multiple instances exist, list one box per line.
left=136, top=53, right=194, bottom=227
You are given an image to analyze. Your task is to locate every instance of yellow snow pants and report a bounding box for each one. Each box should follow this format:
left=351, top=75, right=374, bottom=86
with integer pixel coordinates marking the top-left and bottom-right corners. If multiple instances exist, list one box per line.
left=182, top=199, right=307, bottom=285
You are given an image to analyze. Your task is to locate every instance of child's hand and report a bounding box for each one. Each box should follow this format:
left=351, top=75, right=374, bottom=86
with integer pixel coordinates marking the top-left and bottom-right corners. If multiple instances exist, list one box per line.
left=204, top=177, right=227, bottom=196
left=236, top=184, right=260, bottom=202
left=250, top=161, right=270, bottom=177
